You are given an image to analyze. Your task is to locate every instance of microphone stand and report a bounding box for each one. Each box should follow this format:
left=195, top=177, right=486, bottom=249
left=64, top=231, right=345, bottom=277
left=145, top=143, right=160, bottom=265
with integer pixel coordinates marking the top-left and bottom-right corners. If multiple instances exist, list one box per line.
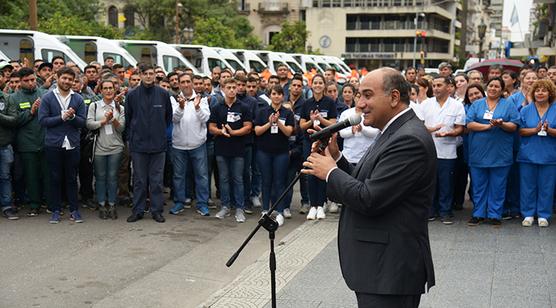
left=226, top=139, right=330, bottom=308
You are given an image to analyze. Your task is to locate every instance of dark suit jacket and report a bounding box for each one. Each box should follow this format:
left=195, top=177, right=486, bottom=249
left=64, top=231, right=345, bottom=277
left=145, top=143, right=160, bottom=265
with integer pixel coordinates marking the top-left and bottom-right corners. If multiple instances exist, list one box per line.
left=327, top=108, right=436, bottom=295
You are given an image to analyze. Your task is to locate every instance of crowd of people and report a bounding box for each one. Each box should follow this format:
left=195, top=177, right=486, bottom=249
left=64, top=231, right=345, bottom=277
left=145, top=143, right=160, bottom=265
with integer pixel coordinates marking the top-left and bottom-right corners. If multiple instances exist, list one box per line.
left=0, top=56, right=555, bottom=227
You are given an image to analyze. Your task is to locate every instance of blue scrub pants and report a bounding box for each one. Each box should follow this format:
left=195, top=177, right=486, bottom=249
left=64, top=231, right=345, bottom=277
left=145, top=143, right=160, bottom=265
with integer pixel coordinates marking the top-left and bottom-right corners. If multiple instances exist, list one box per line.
left=504, top=160, right=520, bottom=216
left=519, top=163, right=556, bottom=220
left=431, top=159, right=456, bottom=217
left=469, top=166, right=511, bottom=219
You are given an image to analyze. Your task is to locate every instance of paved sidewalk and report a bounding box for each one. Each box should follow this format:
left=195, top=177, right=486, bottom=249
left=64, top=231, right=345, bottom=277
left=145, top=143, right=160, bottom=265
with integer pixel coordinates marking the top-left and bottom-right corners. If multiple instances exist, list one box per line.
left=203, top=209, right=556, bottom=308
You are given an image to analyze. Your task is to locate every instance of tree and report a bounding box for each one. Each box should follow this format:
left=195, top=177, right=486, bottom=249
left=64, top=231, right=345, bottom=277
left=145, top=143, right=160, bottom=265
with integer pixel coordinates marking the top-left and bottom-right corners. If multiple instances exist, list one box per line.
left=0, top=0, right=122, bottom=39
left=269, top=22, right=309, bottom=53
left=192, top=18, right=241, bottom=48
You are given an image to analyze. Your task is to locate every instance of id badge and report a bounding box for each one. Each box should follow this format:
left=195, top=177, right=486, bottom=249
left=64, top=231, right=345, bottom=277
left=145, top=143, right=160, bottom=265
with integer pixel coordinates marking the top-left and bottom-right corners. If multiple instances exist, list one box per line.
left=538, top=129, right=547, bottom=137
left=105, top=124, right=114, bottom=135
left=319, top=111, right=328, bottom=118
left=271, top=124, right=278, bottom=134
left=227, top=112, right=235, bottom=123
left=483, top=110, right=493, bottom=120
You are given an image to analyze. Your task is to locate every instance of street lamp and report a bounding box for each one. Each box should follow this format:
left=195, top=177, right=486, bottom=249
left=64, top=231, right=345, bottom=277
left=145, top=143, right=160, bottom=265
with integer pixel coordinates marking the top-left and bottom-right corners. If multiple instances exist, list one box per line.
left=477, top=20, right=487, bottom=62
left=175, top=1, right=183, bottom=44
left=183, top=27, right=194, bottom=44
left=412, top=12, right=425, bottom=68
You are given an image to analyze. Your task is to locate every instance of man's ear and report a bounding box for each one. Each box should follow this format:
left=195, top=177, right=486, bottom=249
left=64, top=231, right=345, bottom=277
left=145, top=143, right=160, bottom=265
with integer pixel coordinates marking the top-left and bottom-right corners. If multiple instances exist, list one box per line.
left=390, top=89, right=401, bottom=107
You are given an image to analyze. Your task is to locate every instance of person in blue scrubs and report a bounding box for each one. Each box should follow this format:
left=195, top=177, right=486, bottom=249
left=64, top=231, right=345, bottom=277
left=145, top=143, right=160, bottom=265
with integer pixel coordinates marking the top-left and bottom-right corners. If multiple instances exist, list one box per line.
left=466, top=77, right=520, bottom=226
left=503, top=70, right=539, bottom=220
left=517, top=79, right=556, bottom=228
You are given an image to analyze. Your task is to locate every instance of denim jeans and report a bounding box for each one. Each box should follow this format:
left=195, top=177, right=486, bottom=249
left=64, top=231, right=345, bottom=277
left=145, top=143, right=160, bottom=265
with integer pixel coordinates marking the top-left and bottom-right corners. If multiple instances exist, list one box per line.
left=45, top=147, right=80, bottom=212
left=0, top=145, right=14, bottom=211
left=251, top=146, right=262, bottom=197
left=216, top=156, right=244, bottom=209
left=303, top=139, right=326, bottom=207
left=172, top=144, right=209, bottom=208
left=243, top=145, right=253, bottom=203
left=206, top=140, right=218, bottom=198
left=94, top=152, right=122, bottom=205
left=257, top=150, right=289, bottom=212
left=431, top=159, right=456, bottom=217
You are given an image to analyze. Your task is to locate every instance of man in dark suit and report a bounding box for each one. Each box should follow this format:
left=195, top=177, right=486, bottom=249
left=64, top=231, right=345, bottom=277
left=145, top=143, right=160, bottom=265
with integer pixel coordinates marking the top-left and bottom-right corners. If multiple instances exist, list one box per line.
left=303, top=67, right=436, bottom=307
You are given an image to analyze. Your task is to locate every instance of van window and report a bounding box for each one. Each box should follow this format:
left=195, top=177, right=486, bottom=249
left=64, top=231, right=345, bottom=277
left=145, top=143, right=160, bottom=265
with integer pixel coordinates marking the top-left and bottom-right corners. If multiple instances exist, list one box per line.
left=84, top=42, right=98, bottom=64
left=103, top=52, right=132, bottom=68
left=41, top=49, right=70, bottom=63
left=306, top=62, right=319, bottom=72
left=317, top=62, right=329, bottom=71
left=249, top=60, right=265, bottom=73
left=286, top=61, right=304, bottom=74
left=328, top=63, right=344, bottom=73
left=207, top=58, right=228, bottom=71
left=163, top=55, right=186, bottom=72
left=19, top=38, right=34, bottom=63
left=227, top=59, right=243, bottom=71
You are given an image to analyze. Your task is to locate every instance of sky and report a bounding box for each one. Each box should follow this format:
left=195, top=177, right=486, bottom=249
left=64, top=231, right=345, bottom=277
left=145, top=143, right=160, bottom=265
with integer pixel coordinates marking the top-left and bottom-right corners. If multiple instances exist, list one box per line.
left=502, top=0, right=533, bottom=42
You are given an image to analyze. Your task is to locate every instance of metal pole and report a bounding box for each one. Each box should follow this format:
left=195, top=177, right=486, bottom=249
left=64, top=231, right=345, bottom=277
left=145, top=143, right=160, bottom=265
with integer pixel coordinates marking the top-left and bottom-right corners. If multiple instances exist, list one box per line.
left=413, top=12, right=418, bottom=67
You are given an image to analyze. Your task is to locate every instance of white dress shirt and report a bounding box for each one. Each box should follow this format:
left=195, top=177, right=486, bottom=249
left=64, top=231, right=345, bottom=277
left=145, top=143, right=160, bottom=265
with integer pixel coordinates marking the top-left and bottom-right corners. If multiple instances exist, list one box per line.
left=53, top=87, right=75, bottom=150
left=420, top=96, right=465, bottom=159
left=339, top=107, right=380, bottom=164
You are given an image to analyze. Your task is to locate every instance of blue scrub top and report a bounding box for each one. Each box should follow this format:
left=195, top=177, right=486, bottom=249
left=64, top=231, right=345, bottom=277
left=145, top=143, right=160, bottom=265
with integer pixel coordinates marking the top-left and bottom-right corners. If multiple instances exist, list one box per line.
left=507, top=91, right=527, bottom=109
left=462, top=103, right=472, bottom=163
left=466, top=97, right=520, bottom=168
left=517, top=102, right=556, bottom=165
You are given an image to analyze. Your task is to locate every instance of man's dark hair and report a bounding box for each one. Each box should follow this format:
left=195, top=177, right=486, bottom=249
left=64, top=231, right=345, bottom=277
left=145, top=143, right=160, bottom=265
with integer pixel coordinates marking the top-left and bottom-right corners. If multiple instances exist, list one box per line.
left=84, top=65, right=98, bottom=72
left=235, top=75, right=247, bottom=83
left=247, top=76, right=259, bottom=83
left=247, top=72, right=259, bottom=80
left=139, top=64, right=154, bottom=73
left=325, top=80, right=337, bottom=89
left=9, top=60, right=20, bottom=65
left=268, top=75, right=279, bottom=82
left=537, top=66, right=547, bottom=72
left=276, top=63, right=288, bottom=70
left=18, top=67, right=35, bottom=78
left=57, top=66, right=76, bottom=78
left=291, top=74, right=303, bottom=84
left=405, top=66, right=416, bottom=73
left=202, top=76, right=211, bottom=81
left=269, top=85, right=284, bottom=96
left=33, top=59, right=43, bottom=64
left=222, top=78, right=237, bottom=86
left=112, top=63, right=123, bottom=70
left=177, top=72, right=191, bottom=82
left=159, top=78, right=170, bottom=84
left=221, top=68, right=233, bottom=76
left=433, top=76, right=453, bottom=86
left=51, top=56, right=65, bottom=64
left=488, top=64, right=503, bottom=73
left=325, top=67, right=336, bottom=74
left=192, top=74, right=203, bottom=81
left=382, top=68, right=410, bottom=105
left=167, top=71, right=178, bottom=80
left=104, top=56, right=115, bottom=61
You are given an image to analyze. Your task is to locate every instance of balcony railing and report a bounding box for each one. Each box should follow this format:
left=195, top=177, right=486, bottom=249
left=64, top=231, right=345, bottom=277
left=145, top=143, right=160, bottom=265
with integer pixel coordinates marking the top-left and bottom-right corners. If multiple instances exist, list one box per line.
left=258, top=1, right=289, bottom=14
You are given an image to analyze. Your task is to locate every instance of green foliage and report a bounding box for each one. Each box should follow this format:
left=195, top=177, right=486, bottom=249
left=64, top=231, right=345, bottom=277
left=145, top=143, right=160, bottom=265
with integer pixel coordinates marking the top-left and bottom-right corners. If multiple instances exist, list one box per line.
left=192, top=18, right=241, bottom=48
left=0, top=0, right=122, bottom=38
left=269, top=22, right=309, bottom=53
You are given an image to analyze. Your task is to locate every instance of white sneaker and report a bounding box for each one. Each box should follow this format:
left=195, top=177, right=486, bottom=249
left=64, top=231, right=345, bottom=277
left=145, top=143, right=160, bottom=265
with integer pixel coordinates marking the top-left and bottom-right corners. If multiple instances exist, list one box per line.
left=328, top=202, right=339, bottom=213
left=316, top=206, right=326, bottom=220
left=538, top=218, right=549, bottom=227
left=299, top=203, right=310, bottom=214
left=522, top=216, right=534, bottom=227
left=250, top=196, right=262, bottom=208
left=215, top=206, right=231, bottom=220
left=275, top=213, right=284, bottom=226
left=306, top=207, right=317, bottom=220
left=283, top=208, right=292, bottom=218
left=235, top=208, right=246, bottom=223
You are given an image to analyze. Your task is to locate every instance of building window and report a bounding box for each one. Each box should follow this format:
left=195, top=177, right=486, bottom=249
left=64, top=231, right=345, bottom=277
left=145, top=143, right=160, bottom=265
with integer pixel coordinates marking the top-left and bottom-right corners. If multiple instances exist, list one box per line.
left=268, top=31, right=279, bottom=44
left=124, top=6, right=135, bottom=28
left=108, top=6, right=118, bottom=27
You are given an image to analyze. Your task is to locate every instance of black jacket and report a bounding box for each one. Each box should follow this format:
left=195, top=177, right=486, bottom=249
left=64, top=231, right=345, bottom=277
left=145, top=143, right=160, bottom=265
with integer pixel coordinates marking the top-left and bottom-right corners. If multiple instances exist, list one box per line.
left=125, top=84, right=172, bottom=153
left=327, top=109, right=436, bottom=295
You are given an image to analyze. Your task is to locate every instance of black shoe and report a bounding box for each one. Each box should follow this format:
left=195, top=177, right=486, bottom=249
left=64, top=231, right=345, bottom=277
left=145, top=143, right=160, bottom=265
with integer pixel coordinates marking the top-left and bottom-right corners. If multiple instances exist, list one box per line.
left=489, top=218, right=501, bottom=226
left=453, top=203, right=463, bottom=211
left=3, top=208, right=19, bottom=220
left=427, top=216, right=436, bottom=222
left=126, top=213, right=144, bottom=223
left=108, top=205, right=118, bottom=220
left=99, top=207, right=108, bottom=220
left=152, top=212, right=165, bottom=223
left=440, top=216, right=454, bottom=225
left=26, top=208, right=40, bottom=217
left=502, top=213, right=513, bottom=220
left=467, top=217, right=482, bottom=226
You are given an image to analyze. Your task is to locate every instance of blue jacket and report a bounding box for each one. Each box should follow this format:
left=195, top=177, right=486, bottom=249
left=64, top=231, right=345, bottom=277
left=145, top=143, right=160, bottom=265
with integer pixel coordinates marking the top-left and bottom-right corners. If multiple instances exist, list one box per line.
left=125, top=84, right=172, bottom=153
left=38, top=90, right=86, bottom=148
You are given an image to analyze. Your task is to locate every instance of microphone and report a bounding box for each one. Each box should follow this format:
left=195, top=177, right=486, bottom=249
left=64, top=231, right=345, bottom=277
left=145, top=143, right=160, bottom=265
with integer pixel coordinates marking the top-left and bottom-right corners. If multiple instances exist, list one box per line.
left=309, top=112, right=362, bottom=142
